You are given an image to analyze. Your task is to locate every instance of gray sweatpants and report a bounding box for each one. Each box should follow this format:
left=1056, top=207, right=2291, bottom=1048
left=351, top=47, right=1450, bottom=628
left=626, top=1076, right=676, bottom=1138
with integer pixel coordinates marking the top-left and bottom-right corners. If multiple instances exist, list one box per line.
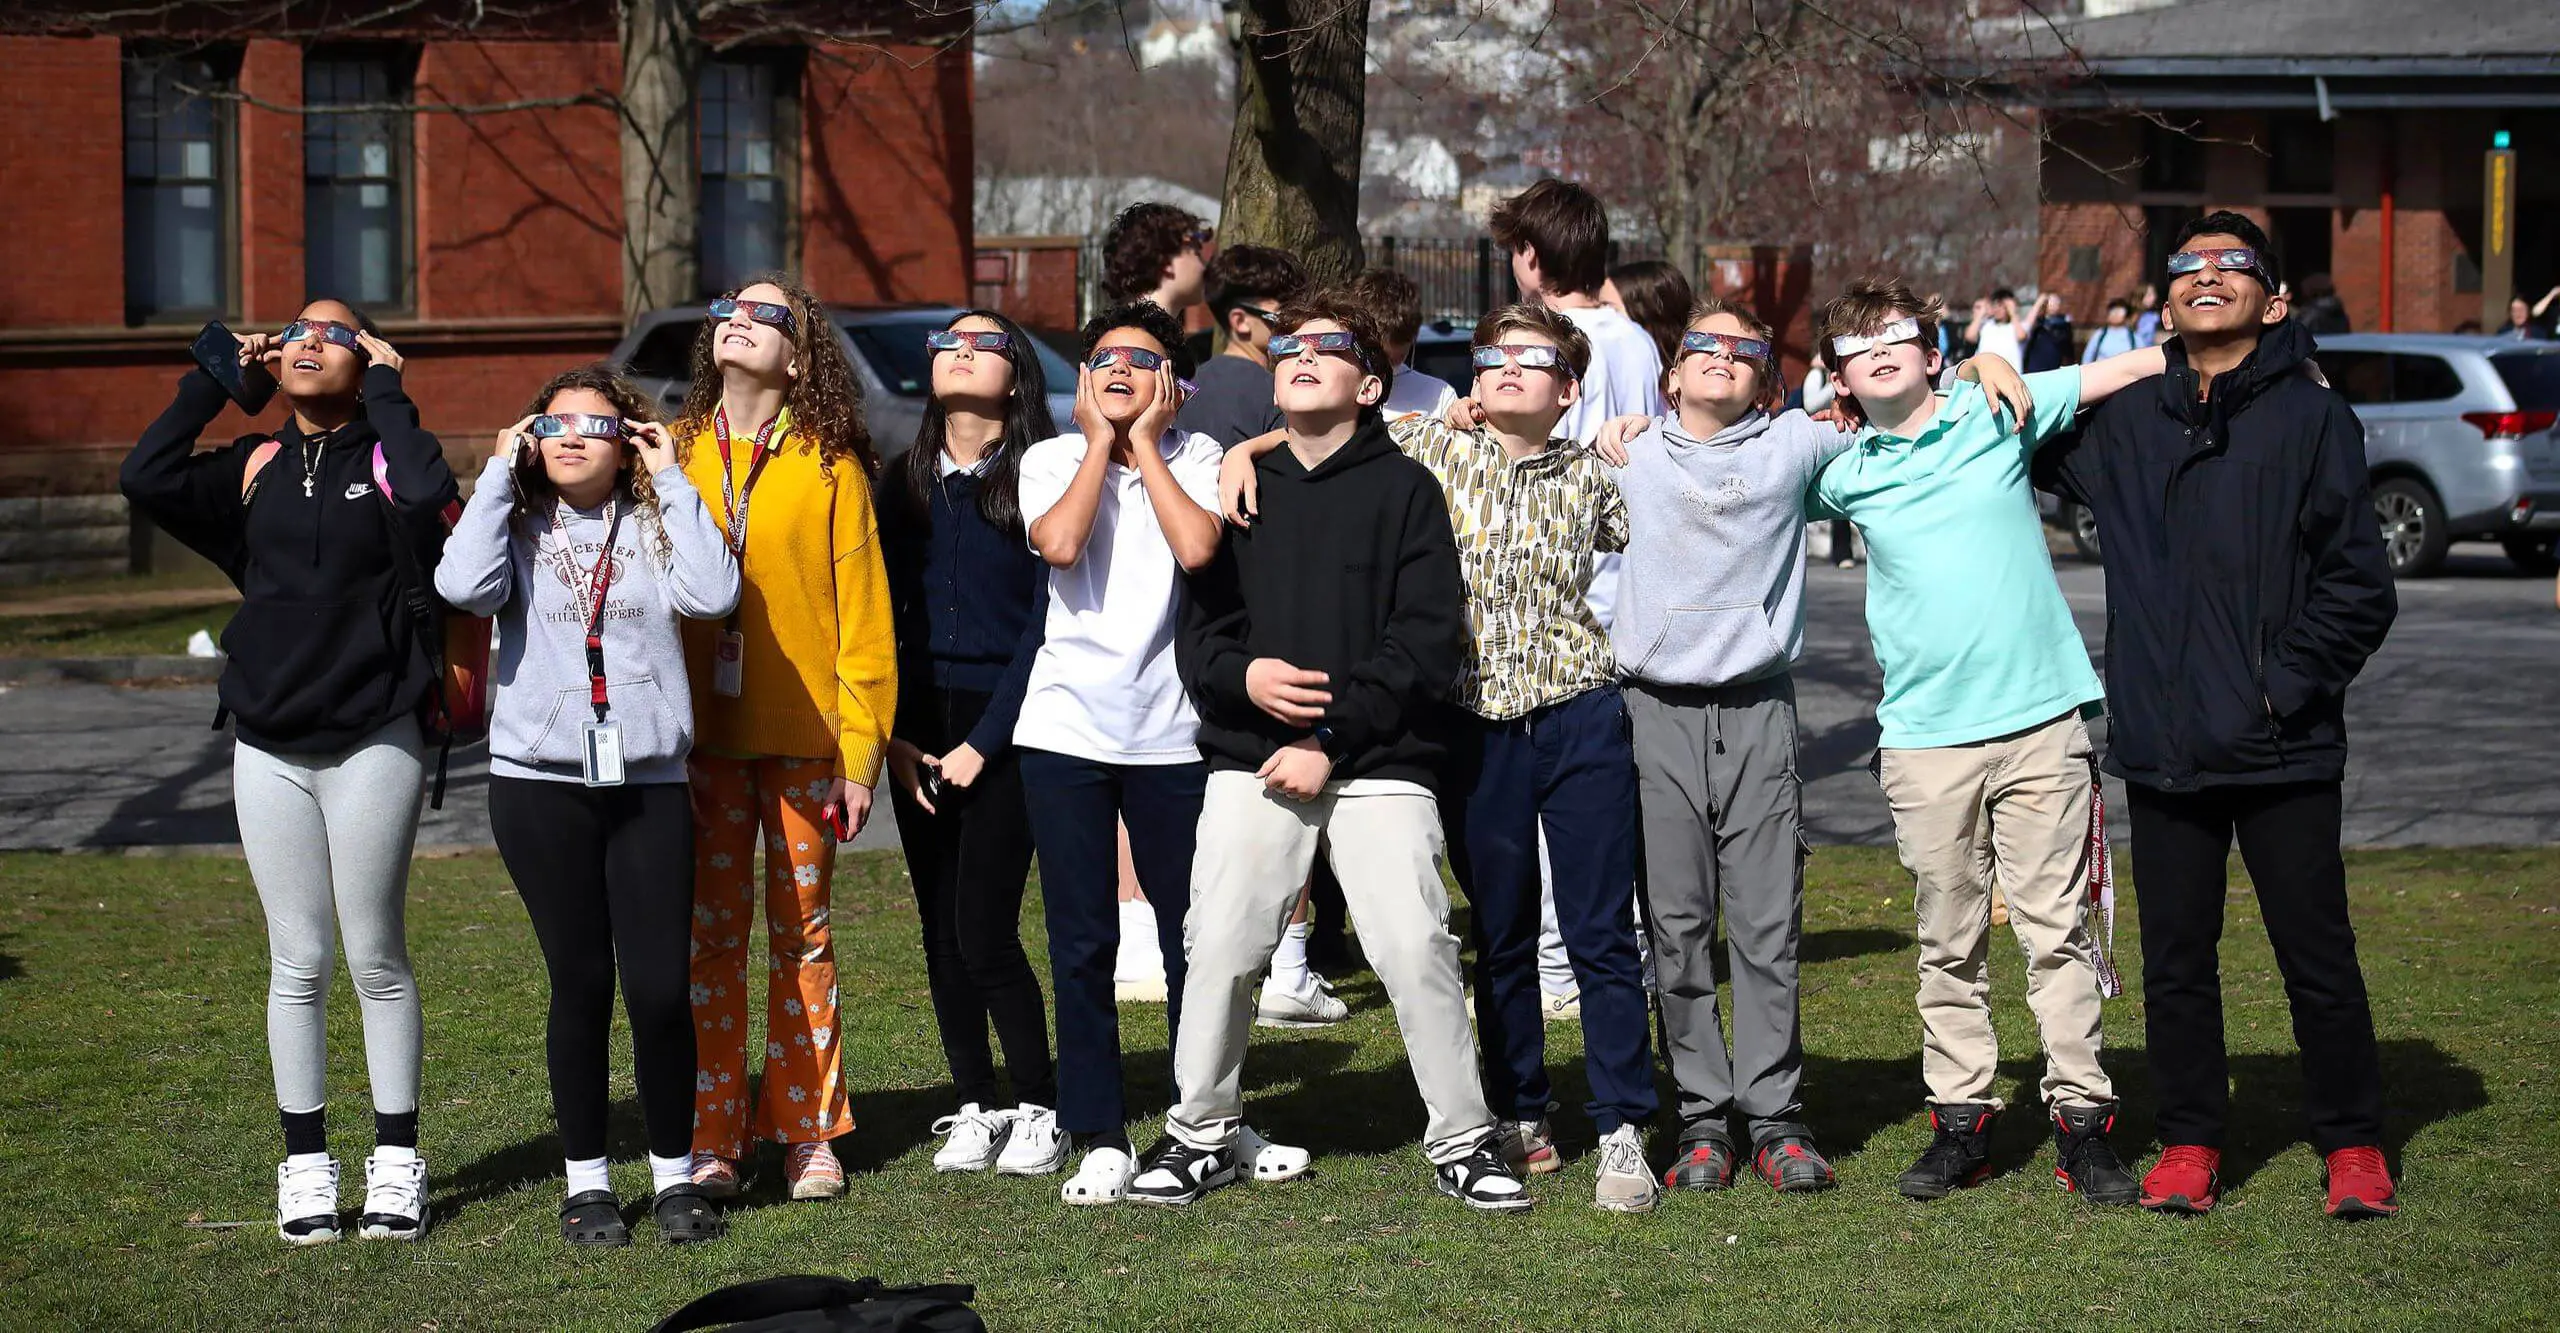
left=1168, top=771, right=1493, bottom=1165
left=234, top=716, right=427, bottom=1116
left=1627, top=676, right=1806, bottom=1138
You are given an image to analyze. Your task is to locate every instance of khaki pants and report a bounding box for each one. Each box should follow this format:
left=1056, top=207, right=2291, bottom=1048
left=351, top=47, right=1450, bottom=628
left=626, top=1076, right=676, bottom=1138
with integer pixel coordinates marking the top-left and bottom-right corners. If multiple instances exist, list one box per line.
left=1168, top=771, right=1494, bottom=1165
left=1876, top=712, right=2111, bottom=1110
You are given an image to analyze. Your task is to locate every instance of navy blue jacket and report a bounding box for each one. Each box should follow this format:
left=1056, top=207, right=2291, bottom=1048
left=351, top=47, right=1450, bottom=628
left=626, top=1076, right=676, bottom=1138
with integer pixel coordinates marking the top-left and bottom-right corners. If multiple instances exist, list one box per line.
left=2036, top=318, right=2395, bottom=791
left=878, top=461, right=1046, bottom=758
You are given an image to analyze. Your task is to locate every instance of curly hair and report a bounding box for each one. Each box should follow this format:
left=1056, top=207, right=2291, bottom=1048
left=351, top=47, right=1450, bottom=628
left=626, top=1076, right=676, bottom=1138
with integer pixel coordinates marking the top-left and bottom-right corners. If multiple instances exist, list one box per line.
left=673, top=272, right=877, bottom=477
left=1101, top=202, right=1207, bottom=303
left=513, top=362, right=672, bottom=562
left=1080, top=300, right=1197, bottom=381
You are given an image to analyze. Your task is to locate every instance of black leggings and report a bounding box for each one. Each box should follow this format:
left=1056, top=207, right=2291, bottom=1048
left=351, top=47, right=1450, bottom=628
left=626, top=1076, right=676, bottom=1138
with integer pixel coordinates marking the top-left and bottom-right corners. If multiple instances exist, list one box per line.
left=488, top=776, right=697, bottom=1161
left=889, top=685, right=1056, bottom=1110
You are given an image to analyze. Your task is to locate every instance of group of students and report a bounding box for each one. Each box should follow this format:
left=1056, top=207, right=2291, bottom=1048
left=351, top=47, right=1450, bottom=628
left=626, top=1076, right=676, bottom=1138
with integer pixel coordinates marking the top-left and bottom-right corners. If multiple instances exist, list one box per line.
left=122, top=178, right=2403, bottom=1249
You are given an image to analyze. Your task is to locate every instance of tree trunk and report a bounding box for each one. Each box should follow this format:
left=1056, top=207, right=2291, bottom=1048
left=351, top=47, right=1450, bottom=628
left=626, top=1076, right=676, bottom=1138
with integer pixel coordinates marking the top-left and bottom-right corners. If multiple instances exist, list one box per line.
left=1217, top=0, right=1372, bottom=285
left=619, top=0, right=700, bottom=320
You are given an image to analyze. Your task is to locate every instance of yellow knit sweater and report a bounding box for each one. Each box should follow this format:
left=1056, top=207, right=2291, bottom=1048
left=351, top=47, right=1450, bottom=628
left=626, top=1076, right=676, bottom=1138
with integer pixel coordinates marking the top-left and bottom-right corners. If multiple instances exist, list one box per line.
left=678, top=415, right=896, bottom=784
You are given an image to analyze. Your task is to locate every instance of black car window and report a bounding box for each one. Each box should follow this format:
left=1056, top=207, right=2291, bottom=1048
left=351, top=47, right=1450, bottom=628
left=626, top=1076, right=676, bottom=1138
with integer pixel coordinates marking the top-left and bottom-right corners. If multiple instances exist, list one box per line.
left=625, top=321, right=700, bottom=380
left=2490, top=351, right=2560, bottom=409
left=2321, top=350, right=2390, bottom=405
left=1413, top=341, right=1474, bottom=392
left=843, top=321, right=934, bottom=398
left=2391, top=354, right=2464, bottom=403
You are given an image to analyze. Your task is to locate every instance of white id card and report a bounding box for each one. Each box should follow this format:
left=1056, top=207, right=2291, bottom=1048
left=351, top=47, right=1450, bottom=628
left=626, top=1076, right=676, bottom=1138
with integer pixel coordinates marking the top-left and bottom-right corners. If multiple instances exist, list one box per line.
left=581, top=720, right=627, bottom=787
left=713, top=629, right=745, bottom=697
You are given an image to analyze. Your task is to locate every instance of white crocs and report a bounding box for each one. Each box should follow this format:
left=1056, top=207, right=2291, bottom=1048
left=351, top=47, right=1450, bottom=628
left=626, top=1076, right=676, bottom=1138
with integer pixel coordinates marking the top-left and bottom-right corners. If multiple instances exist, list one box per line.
left=1238, top=1125, right=1311, bottom=1182
left=1060, top=1146, right=1135, bottom=1206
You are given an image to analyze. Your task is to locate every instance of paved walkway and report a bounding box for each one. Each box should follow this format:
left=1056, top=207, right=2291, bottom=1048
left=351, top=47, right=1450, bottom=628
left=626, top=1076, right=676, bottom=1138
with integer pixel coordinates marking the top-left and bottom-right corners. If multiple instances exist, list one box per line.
left=3, top=554, right=2556, bottom=852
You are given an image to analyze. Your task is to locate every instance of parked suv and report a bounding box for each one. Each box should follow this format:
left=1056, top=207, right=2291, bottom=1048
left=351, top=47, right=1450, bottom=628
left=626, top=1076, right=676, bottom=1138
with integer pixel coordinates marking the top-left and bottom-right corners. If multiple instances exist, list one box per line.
left=2314, top=333, right=2560, bottom=576
left=609, top=304, right=1081, bottom=462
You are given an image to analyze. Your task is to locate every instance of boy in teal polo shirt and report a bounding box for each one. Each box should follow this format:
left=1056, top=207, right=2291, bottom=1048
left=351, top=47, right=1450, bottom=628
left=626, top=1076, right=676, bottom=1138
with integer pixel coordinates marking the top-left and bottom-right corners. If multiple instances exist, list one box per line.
left=1807, top=278, right=2164, bottom=1206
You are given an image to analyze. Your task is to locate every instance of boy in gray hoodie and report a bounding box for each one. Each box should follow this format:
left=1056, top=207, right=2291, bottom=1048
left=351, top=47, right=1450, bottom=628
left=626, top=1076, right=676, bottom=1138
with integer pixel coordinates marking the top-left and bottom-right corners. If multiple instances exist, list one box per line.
left=1599, top=299, right=2027, bottom=1193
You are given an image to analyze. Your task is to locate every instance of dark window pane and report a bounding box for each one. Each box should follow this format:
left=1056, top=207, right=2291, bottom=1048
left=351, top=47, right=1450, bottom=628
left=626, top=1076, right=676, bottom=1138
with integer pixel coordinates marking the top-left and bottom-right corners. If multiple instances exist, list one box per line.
left=842, top=320, right=936, bottom=398
left=2266, top=114, right=2333, bottom=195
left=305, top=56, right=407, bottom=306
left=2491, top=352, right=2560, bottom=409
left=124, top=51, right=229, bottom=319
left=2392, top=354, right=2463, bottom=403
left=2142, top=120, right=2205, bottom=194
left=2322, top=350, right=2390, bottom=405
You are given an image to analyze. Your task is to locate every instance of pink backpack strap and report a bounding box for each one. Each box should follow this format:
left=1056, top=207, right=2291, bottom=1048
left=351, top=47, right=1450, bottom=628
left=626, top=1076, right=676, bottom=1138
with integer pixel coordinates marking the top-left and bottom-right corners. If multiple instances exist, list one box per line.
left=373, top=441, right=463, bottom=524
left=240, top=439, right=283, bottom=502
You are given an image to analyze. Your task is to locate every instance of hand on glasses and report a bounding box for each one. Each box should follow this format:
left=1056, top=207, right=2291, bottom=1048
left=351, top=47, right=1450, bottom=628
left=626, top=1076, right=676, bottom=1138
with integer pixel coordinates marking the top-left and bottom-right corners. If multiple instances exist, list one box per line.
left=708, top=297, right=798, bottom=338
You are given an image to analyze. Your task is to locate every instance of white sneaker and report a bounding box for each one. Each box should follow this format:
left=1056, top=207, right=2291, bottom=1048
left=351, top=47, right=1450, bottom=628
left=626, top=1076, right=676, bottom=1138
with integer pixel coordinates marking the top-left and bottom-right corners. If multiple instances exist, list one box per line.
left=1593, top=1124, right=1657, bottom=1214
left=931, top=1103, right=1014, bottom=1173
left=359, top=1149, right=428, bottom=1240
left=996, top=1104, right=1069, bottom=1176
left=1256, top=976, right=1349, bottom=1029
left=1060, top=1146, right=1135, bottom=1206
left=275, top=1154, right=341, bottom=1246
left=1238, top=1124, right=1312, bottom=1182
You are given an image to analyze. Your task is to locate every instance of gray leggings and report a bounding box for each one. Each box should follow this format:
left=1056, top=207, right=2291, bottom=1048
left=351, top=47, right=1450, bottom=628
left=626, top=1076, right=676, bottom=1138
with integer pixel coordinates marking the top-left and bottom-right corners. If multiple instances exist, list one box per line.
left=234, top=717, right=427, bottom=1116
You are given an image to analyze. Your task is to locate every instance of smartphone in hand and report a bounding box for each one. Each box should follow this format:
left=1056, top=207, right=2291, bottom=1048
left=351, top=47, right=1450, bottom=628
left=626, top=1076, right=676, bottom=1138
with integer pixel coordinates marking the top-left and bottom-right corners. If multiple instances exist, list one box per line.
left=191, top=321, right=278, bottom=414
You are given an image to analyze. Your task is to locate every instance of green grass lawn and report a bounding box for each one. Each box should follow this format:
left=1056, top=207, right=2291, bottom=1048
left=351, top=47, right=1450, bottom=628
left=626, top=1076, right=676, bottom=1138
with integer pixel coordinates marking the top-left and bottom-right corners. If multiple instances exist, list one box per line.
left=2, top=846, right=2553, bottom=1331
left=0, top=601, right=235, bottom=658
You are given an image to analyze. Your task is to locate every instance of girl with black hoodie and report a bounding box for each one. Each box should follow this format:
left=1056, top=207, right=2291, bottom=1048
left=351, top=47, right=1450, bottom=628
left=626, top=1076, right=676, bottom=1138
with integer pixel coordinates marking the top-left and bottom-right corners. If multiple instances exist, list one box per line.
left=877, top=310, right=1062, bottom=1177
left=119, top=300, right=458, bottom=1246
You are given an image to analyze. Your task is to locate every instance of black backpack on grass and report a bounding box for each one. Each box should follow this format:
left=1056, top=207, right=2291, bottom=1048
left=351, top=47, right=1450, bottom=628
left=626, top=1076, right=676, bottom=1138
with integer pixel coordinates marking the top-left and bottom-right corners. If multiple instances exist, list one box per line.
left=650, top=1276, right=985, bottom=1333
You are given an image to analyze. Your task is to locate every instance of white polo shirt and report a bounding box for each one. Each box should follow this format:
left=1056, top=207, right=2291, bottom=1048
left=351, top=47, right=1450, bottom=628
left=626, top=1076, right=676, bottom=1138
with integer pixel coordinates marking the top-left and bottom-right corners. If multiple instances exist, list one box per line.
left=1016, top=428, right=1226, bottom=765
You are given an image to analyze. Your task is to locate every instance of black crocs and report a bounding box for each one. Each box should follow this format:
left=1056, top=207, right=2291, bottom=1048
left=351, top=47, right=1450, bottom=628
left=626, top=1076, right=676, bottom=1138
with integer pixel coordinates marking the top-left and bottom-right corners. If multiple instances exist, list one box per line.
left=560, top=1190, right=631, bottom=1247
left=652, top=1182, right=725, bottom=1244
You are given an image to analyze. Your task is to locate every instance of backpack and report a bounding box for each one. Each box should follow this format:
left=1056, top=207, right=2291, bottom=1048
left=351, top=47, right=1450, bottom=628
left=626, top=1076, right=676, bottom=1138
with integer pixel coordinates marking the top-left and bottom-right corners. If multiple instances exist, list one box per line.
left=649, top=1276, right=986, bottom=1333
left=242, top=439, right=491, bottom=806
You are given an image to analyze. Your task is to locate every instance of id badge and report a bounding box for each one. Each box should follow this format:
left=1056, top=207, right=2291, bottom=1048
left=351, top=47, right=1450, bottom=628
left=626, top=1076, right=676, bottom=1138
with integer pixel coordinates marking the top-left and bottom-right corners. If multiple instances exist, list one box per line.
left=713, top=630, right=746, bottom=698
left=581, top=720, right=627, bottom=787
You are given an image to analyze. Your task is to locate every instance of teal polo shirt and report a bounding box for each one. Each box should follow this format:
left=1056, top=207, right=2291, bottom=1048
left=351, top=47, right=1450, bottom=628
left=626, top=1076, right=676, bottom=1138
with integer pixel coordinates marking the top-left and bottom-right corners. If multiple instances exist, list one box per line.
left=1809, top=369, right=2102, bottom=749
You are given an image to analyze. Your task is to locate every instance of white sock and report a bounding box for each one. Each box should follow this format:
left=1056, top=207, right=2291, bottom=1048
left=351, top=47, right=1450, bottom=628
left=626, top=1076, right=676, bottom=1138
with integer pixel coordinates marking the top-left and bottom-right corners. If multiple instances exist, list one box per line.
left=1115, top=898, right=1166, bottom=979
left=372, top=1143, right=419, bottom=1166
left=285, top=1150, right=334, bottom=1170
left=648, top=1152, right=693, bottom=1196
left=565, top=1156, right=612, bottom=1197
left=1269, top=920, right=1312, bottom=994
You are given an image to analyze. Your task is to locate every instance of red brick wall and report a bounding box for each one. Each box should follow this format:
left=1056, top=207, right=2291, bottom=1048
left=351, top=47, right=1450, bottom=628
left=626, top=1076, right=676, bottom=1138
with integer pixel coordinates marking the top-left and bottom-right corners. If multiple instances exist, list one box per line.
left=800, top=41, right=972, bottom=306
left=974, top=238, right=1084, bottom=332
left=0, top=37, right=124, bottom=323
left=414, top=40, right=625, bottom=320
left=238, top=41, right=305, bottom=326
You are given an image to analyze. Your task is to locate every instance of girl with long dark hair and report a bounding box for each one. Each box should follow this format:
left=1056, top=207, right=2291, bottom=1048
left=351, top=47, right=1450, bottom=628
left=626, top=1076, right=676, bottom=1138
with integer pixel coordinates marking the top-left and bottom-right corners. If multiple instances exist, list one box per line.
left=675, top=274, right=897, bottom=1203
left=120, top=299, right=455, bottom=1245
left=433, top=365, right=738, bottom=1244
left=877, top=310, right=1065, bottom=1175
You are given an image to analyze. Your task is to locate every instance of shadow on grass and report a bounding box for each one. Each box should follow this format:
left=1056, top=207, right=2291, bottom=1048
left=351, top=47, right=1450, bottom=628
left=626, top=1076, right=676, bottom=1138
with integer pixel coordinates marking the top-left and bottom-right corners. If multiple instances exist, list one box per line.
left=1801, top=927, right=1907, bottom=965
left=0, top=938, right=21, bottom=983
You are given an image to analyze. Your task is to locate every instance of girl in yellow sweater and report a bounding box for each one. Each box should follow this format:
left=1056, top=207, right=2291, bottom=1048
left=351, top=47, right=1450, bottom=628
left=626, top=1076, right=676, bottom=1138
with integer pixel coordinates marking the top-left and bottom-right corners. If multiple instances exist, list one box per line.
left=677, top=276, right=896, bottom=1201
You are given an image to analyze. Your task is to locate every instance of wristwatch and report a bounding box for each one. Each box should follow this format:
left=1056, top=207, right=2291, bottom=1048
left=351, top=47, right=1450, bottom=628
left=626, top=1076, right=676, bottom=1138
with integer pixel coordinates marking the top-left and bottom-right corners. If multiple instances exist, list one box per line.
left=1313, top=726, right=1345, bottom=762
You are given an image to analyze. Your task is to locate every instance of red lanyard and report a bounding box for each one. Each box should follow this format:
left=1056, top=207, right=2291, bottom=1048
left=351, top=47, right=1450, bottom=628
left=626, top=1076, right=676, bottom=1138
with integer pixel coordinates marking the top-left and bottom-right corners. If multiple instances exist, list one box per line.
left=713, top=405, right=782, bottom=557
left=574, top=500, right=625, bottom=722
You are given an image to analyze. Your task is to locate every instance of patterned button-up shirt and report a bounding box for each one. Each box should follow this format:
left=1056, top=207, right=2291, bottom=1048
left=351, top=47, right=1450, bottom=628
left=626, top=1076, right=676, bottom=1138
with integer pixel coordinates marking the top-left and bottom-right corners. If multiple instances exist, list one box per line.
left=1390, top=416, right=1628, bottom=721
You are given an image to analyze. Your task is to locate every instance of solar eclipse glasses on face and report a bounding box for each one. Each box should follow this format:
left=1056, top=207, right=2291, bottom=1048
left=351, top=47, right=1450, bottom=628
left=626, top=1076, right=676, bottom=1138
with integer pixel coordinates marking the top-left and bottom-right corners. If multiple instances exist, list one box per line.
left=707, top=297, right=797, bottom=337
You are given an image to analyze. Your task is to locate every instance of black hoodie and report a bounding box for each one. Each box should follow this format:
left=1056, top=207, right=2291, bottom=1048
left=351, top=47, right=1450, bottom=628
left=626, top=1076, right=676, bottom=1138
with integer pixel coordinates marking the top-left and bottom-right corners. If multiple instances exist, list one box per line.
left=1178, top=417, right=1465, bottom=789
left=2036, top=317, right=2395, bottom=790
left=121, top=365, right=459, bottom=754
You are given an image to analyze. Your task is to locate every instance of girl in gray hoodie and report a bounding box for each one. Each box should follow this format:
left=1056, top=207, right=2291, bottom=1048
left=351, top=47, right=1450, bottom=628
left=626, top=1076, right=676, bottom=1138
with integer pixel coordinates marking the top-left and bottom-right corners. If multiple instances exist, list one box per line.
left=432, top=364, right=738, bottom=1246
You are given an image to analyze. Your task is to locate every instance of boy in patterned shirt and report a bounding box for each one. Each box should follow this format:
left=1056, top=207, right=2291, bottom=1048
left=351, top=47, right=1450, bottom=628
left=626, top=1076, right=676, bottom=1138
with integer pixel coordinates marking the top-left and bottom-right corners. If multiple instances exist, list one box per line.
left=1223, top=302, right=1658, bottom=1213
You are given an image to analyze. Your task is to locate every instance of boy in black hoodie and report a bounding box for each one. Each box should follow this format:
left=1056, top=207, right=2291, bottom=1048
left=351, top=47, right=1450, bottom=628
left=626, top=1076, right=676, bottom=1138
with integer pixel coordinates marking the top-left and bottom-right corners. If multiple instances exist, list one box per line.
left=2037, top=212, right=2400, bottom=1219
left=1134, top=295, right=1528, bottom=1212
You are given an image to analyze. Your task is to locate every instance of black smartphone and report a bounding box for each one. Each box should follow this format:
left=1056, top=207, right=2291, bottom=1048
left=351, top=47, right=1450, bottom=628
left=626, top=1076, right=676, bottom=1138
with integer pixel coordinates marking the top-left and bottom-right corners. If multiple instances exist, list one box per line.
left=191, top=321, right=277, bottom=415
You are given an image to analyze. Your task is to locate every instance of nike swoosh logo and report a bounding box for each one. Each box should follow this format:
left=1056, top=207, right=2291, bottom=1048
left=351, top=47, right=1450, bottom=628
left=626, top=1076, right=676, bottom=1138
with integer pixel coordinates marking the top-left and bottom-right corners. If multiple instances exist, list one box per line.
left=344, top=483, right=374, bottom=500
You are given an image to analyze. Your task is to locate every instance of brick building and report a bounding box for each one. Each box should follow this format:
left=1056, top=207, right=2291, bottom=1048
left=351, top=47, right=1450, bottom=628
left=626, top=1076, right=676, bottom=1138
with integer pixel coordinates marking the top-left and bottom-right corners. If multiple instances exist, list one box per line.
left=1982, top=0, right=2560, bottom=339
left=0, top=7, right=971, bottom=578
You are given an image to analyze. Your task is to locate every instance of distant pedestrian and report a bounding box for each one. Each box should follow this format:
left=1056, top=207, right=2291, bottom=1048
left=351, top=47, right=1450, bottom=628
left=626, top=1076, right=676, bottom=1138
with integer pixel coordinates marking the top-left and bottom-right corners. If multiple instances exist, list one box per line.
left=2294, top=273, right=2352, bottom=336
left=1100, top=202, right=1215, bottom=363
left=2497, top=288, right=2559, bottom=339
left=2082, top=298, right=2142, bottom=363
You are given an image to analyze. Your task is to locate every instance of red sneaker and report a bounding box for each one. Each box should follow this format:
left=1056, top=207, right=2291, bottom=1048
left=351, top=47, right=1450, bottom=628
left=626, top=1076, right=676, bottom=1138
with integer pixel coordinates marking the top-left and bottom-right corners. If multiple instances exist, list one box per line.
left=2324, top=1146, right=2399, bottom=1219
left=2139, top=1144, right=2221, bottom=1214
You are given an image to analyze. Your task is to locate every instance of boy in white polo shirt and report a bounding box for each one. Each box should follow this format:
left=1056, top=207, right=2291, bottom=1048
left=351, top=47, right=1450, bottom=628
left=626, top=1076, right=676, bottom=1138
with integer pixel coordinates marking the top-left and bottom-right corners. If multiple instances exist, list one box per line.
left=1017, top=300, right=1280, bottom=1205
left=1806, top=278, right=2163, bottom=1205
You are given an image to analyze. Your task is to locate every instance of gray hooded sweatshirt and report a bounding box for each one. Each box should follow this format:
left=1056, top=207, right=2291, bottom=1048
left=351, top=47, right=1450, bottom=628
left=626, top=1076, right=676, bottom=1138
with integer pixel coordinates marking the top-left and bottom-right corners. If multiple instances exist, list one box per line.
left=1611, top=408, right=1850, bottom=688
left=434, top=456, right=739, bottom=784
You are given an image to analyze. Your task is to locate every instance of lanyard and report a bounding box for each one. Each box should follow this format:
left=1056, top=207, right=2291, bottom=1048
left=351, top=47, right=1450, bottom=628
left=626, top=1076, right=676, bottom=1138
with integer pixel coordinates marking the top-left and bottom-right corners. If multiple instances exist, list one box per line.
left=572, top=499, right=625, bottom=723
left=714, top=405, right=782, bottom=557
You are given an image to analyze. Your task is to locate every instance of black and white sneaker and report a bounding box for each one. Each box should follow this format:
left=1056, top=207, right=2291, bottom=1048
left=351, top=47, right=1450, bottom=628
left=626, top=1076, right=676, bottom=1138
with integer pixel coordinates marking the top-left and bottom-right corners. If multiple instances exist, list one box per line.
left=276, top=1154, right=341, bottom=1246
left=358, top=1149, right=428, bottom=1241
left=1435, top=1140, right=1533, bottom=1213
left=1125, top=1139, right=1238, bottom=1206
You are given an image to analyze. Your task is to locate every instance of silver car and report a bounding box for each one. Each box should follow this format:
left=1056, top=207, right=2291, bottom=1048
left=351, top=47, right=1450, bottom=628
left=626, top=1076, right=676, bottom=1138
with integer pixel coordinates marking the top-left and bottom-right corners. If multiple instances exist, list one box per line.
left=2314, top=333, right=2560, bottom=576
left=607, top=303, right=1081, bottom=462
